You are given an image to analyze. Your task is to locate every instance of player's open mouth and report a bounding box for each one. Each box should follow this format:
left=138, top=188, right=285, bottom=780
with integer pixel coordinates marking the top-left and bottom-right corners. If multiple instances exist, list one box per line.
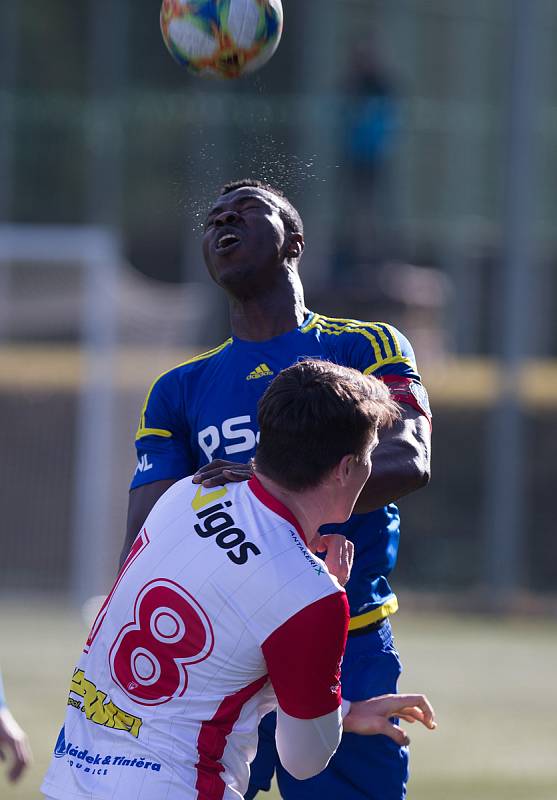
left=216, top=233, right=241, bottom=252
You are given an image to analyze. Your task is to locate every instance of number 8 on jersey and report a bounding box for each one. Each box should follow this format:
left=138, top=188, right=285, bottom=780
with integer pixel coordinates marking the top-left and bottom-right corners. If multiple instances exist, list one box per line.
left=109, top=579, right=214, bottom=706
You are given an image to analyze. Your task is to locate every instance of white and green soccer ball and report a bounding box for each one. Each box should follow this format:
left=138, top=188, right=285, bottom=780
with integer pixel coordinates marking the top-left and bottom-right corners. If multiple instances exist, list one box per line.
left=160, top=0, right=284, bottom=79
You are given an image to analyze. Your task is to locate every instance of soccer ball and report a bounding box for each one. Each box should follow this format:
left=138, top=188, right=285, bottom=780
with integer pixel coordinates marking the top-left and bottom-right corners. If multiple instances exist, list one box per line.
left=160, top=0, right=284, bottom=79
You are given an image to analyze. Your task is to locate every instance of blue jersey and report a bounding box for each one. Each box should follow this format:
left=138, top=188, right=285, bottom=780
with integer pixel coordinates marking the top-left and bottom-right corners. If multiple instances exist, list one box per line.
left=131, top=312, right=426, bottom=627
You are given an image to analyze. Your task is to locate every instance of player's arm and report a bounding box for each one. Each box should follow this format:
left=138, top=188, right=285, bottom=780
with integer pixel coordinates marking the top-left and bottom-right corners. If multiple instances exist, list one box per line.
left=262, top=592, right=349, bottom=779
left=276, top=691, right=436, bottom=776
left=343, top=693, right=436, bottom=741
left=121, top=480, right=178, bottom=566
left=262, top=593, right=436, bottom=779
left=120, top=370, right=194, bottom=566
left=0, top=670, right=32, bottom=783
left=351, top=325, right=432, bottom=512
left=192, top=458, right=254, bottom=487
left=353, top=402, right=431, bottom=513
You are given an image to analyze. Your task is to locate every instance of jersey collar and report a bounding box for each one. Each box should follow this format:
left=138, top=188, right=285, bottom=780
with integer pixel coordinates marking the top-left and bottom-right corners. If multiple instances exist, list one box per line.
left=231, top=311, right=316, bottom=347
left=248, top=475, right=307, bottom=544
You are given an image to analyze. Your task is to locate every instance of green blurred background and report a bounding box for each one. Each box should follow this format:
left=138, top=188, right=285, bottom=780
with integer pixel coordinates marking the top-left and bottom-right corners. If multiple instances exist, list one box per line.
left=1, top=1, right=556, bottom=798
left=2, top=604, right=556, bottom=800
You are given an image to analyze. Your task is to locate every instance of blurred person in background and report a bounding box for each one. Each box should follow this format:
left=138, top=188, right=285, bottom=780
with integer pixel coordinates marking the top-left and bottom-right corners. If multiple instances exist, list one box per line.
left=336, top=38, right=399, bottom=273
left=0, top=668, right=32, bottom=783
left=122, top=180, right=432, bottom=800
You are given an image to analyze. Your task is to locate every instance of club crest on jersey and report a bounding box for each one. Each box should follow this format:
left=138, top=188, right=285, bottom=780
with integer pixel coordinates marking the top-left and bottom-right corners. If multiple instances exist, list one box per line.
left=409, top=381, right=432, bottom=418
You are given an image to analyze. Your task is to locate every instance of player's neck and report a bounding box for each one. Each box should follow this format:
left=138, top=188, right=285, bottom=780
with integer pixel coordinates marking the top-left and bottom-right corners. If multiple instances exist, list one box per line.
left=228, top=272, right=306, bottom=342
left=255, top=473, right=336, bottom=549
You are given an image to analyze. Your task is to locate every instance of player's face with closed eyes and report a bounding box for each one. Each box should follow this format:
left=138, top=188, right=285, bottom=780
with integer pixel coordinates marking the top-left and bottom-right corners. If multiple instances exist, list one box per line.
left=202, top=187, right=293, bottom=289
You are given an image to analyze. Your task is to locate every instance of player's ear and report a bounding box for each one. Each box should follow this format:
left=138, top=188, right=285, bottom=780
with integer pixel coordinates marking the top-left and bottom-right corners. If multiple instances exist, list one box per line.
left=286, top=233, right=304, bottom=259
left=335, top=454, right=356, bottom=486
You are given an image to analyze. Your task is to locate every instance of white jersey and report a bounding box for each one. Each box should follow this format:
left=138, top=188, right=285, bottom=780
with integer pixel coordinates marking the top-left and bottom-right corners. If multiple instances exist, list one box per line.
left=42, top=476, right=349, bottom=800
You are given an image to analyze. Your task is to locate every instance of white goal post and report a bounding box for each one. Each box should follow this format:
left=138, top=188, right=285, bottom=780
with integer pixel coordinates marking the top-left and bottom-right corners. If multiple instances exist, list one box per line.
left=0, top=225, right=121, bottom=605
left=0, top=224, right=216, bottom=607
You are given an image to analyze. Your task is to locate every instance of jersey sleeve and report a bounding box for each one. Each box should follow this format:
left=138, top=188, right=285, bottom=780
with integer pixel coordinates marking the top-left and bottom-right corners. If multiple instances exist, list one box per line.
left=130, top=369, right=195, bottom=490
left=353, top=323, right=420, bottom=380
left=351, top=323, right=432, bottom=421
left=275, top=706, right=342, bottom=780
left=261, top=591, right=350, bottom=720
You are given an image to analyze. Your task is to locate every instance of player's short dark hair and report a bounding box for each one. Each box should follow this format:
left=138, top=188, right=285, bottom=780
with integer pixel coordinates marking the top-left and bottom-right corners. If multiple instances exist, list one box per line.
left=220, top=179, right=304, bottom=237
left=255, top=360, right=399, bottom=491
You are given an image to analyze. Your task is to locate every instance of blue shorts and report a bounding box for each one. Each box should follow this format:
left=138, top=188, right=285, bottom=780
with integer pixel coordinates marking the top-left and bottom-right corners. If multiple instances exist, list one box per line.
left=245, top=619, right=408, bottom=800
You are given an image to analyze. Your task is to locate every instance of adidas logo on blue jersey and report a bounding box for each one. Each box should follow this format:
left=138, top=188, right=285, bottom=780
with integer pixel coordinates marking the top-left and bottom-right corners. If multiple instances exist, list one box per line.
left=246, top=363, right=274, bottom=381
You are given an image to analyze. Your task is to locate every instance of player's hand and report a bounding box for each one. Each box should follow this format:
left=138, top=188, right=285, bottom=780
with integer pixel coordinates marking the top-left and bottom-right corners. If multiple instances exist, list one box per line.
left=0, top=706, right=32, bottom=782
left=313, top=534, right=354, bottom=586
left=343, top=693, right=436, bottom=746
left=192, top=459, right=254, bottom=488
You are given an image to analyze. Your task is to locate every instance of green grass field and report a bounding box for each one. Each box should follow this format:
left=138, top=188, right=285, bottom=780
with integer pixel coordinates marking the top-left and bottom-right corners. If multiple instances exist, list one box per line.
left=1, top=599, right=556, bottom=800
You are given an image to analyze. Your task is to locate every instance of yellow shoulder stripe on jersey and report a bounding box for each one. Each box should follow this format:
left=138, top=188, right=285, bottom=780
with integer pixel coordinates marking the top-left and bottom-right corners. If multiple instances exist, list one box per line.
left=379, top=321, right=403, bottom=357
left=320, top=317, right=395, bottom=360
left=363, top=356, right=415, bottom=374
left=135, top=338, right=233, bottom=441
left=303, top=316, right=383, bottom=362
left=135, top=427, right=173, bottom=441
left=348, top=595, right=399, bottom=631
left=303, top=314, right=399, bottom=366
left=311, top=315, right=405, bottom=361
left=183, top=338, right=234, bottom=365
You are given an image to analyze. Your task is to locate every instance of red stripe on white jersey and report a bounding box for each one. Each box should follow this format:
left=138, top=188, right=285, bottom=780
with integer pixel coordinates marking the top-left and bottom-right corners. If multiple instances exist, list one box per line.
left=195, top=674, right=268, bottom=800
left=248, top=476, right=307, bottom=544
left=84, top=527, right=150, bottom=653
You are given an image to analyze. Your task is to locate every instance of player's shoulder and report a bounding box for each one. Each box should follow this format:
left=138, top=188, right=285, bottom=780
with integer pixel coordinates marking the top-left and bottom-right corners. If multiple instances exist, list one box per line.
left=306, top=312, right=417, bottom=373
left=311, top=313, right=400, bottom=336
left=162, top=338, right=234, bottom=381
left=241, top=479, right=343, bottom=595
left=146, top=338, right=234, bottom=394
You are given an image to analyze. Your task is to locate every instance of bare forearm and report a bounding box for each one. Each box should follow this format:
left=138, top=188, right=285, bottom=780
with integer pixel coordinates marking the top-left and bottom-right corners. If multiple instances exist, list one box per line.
left=120, top=525, right=139, bottom=569
left=354, top=439, right=430, bottom=513
left=354, top=410, right=431, bottom=513
left=119, top=479, right=177, bottom=568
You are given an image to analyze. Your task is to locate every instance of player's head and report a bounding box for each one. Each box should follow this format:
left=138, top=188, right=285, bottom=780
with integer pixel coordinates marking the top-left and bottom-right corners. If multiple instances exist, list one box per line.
left=220, top=180, right=304, bottom=238
left=202, top=180, right=305, bottom=294
left=255, top=360, right=399, bottom=519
